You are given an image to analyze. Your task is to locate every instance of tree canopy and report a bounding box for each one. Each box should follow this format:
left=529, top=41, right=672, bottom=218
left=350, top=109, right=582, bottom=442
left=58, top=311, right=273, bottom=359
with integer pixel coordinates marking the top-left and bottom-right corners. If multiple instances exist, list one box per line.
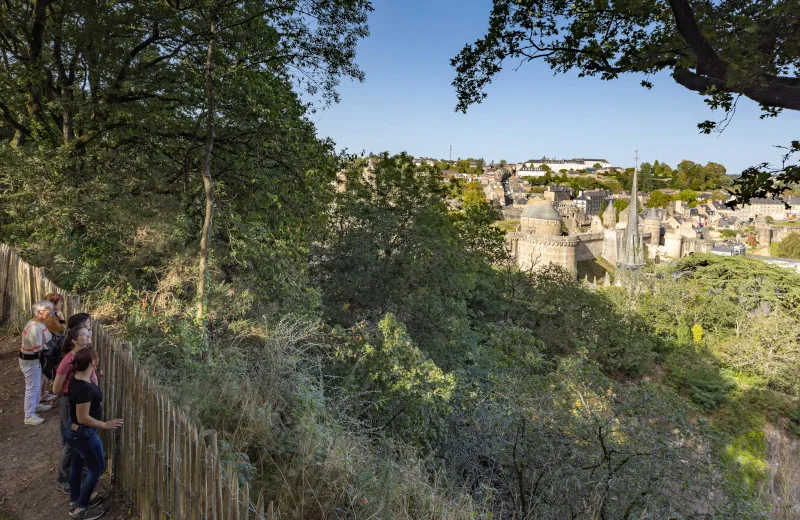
left=452, top=0, right=800, bottom=115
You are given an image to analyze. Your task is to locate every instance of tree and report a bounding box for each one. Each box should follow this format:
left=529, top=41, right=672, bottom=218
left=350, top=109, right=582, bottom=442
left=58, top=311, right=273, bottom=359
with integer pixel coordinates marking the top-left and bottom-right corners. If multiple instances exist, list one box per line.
left=462, top=181, right=486, bottom=205
left=451, top=0, right=800, bottom=201
left=676, top=189, right=700, bottom=207
left=0, top=0, right=372, bottom=316
left=648, top=190, right=674, bottom=208
left=639, top=162, right=656, bottom=192
left=452, top=0, right=800, bottom=115
left=613, top=199, right=630, bottom=219
left=318, top=153, right=502, bottom=365
left=776, top=233, right=800, bottom=259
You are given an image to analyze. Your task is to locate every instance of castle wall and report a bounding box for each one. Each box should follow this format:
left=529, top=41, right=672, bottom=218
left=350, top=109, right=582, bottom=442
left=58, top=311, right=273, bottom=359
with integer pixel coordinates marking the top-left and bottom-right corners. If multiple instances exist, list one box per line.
left=756, top=221, right=772, bottom=246
left=683, top=237, right=714, bottom=254
left=575, top=233, right=605, bottom=262
left=664, top=233, right=683, bottom=258
left=602, top=229, right=620, bottom=265
left=644, top=221, right=660, bottom=246
left=511, top=233, right=578, bottom=273
left=771, top=225, right=800, bottom=243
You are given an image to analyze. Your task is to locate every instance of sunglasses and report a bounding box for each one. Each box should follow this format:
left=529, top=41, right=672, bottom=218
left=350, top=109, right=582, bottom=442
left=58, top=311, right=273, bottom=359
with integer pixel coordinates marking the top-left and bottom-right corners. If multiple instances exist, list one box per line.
left=81, top=331, right=92, bottom=338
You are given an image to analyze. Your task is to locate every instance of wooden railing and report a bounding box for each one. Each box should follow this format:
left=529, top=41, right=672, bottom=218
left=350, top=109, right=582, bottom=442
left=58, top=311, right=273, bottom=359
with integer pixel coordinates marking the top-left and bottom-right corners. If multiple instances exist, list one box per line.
left=0, top=244, right=275, bottom=519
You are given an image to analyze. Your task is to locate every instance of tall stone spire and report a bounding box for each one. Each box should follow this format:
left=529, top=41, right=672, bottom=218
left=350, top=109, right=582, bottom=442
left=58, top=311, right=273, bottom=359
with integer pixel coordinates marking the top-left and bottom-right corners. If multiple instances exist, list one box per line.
left=617, top=150, right=645, bottom=269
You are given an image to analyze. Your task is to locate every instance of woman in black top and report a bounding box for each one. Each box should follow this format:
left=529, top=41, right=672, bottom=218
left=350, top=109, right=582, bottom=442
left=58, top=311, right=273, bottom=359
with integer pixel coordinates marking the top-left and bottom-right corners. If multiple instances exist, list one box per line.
left=66, top=347, right=123, bottom=520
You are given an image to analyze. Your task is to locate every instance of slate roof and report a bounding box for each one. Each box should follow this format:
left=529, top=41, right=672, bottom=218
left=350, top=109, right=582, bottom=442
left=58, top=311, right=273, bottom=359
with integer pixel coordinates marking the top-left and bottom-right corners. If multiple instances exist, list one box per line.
left=521, top=198, right=562, bottom=221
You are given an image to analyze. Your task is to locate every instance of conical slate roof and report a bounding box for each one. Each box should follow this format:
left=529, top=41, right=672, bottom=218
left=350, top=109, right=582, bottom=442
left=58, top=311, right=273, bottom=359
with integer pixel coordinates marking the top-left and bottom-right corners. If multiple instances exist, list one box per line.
left=642, top=207, right=660, bottom=221
left=521, top=198, right=562, bottom=221
left=603, top=202, right=616, bottom=216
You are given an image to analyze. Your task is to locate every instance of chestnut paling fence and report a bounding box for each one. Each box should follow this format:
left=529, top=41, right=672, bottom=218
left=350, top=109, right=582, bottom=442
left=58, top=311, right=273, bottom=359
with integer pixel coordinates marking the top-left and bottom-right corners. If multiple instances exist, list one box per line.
left=0, top=244, right=275, bottom=520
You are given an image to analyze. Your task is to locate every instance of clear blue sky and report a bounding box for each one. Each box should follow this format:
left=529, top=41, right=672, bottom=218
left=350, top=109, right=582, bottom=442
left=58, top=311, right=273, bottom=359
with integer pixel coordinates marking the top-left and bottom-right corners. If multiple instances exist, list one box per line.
left=313, top=0, right=798, bottom=174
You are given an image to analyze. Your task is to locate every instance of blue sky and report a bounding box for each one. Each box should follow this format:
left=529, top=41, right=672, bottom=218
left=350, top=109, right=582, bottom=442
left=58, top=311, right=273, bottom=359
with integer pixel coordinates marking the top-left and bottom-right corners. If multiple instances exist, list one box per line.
left=313, top=0, right=798, bottom=174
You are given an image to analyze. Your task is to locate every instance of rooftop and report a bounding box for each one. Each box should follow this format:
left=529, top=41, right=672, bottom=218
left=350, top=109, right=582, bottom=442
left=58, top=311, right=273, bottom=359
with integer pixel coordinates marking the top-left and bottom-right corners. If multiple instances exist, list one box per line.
left=521, top=198, right=562, bottom=221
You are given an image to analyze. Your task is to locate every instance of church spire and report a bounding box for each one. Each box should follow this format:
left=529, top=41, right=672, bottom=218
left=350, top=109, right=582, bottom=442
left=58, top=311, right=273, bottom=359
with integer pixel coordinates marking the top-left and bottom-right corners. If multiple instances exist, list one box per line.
left=617, top=150, right=645, bottom=269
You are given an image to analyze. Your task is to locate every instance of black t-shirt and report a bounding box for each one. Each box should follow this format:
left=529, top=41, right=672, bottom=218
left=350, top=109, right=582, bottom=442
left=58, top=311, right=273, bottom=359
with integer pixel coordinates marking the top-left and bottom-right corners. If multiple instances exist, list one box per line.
left=68, top=377, right=103, bottom=426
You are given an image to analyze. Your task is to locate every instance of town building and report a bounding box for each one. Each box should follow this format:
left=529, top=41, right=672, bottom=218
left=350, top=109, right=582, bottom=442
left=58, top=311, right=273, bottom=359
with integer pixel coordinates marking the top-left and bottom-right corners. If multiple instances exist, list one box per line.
left=544, top=185, right=574, bottom=202
left=524, top=157, right=612, bottom=171
left=734, top=197, right=787, bottom=220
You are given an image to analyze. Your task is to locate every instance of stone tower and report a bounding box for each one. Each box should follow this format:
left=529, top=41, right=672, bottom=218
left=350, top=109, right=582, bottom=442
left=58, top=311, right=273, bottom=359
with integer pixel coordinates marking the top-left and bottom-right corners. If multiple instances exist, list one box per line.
left=602, top=202, right=616, bottom=228
left=755, top=216, right=772, bottom=246
left=642, top=208, right=661, bottom=246
left=617, top=163, right=645, bottom=269
left=520, top=198, right=562, bottom=236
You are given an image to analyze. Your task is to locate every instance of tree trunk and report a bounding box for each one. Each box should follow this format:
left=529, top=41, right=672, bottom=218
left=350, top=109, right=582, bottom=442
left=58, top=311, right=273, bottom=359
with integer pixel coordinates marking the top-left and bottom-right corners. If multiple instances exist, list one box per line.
left=197, top=21, right=216, bottom=324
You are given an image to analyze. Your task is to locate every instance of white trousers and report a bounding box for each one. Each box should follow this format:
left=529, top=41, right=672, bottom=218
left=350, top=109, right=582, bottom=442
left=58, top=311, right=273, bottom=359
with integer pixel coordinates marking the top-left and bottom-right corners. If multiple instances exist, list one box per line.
left=18, top=358, right=42, bottom=418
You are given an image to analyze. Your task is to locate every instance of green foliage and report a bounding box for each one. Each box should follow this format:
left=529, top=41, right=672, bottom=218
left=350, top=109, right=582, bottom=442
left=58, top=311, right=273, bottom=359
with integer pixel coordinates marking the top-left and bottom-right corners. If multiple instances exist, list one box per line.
left=318, top=153, right=503, bottom=365
left=775, top=233, right=800, bottom=258
left=451, top=0, right=798, bottom=121
left=446, top=347, right=763, bottom=519
left=612, top=198, right=629, bottom=218
left=461, top=181, right=486, bottom=205
left=648, top=189, right=674, bottom=208
left=676, top=189, right=700, bottom=207
left=452, top=157, right=485, bottom=174
left=665, top=349, right=735, bottom=412
left=0, top=0, right=370, bottom=313
left=509, top=266, right=657, bottom=376
left=330, top=314, right=456, bottom=448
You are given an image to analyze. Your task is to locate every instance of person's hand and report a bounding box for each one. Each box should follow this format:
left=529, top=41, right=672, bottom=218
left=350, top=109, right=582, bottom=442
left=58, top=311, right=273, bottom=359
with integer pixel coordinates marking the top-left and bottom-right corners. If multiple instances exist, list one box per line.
left=104, top=419, right=123, bottom=430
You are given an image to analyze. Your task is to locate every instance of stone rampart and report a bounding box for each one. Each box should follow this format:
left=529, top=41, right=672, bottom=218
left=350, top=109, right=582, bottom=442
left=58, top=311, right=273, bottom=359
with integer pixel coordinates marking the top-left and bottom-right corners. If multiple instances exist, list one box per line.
left=575, top=232, right=605, bottom=262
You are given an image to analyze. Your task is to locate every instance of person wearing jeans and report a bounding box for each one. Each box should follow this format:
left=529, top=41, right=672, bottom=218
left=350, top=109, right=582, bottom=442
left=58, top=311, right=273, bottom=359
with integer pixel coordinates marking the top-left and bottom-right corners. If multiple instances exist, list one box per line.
left=19, top=300, right=54, bottom=425
left=53, top=325, right=95, bottom=494
left=67, top=346, right=122, bottom=520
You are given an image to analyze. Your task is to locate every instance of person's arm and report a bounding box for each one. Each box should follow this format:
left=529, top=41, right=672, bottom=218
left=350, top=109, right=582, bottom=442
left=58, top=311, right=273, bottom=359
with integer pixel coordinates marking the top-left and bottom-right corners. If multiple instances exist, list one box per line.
left=75, top=402, right=123, bottom=430
left=53, top=373, right=67, bottom=394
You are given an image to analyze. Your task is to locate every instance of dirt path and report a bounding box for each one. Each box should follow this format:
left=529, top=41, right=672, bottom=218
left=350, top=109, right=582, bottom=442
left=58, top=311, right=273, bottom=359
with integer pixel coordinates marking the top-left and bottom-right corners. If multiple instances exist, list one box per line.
left=0, top=333, right=129, bottom=520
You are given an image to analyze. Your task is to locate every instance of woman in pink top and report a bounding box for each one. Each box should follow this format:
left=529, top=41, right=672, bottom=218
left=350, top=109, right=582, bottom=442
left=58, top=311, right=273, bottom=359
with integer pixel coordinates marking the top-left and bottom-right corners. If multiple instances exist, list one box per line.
left=53, top=326, right=95, bottom=495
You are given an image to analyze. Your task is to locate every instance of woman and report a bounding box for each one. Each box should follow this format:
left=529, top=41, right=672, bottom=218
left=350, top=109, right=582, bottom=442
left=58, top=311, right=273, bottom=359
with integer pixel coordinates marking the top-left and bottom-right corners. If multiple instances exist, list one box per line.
left=66, top=346, right=122, bottom=520
left=44, top=293, right=66, bottom=335
left=53, top=326, right=96, bottom=495
left=68, top=313, right=92, bottom=332
left=19, top=300, right=54, bottom=425
left=39, top=293, right=66, bottom=403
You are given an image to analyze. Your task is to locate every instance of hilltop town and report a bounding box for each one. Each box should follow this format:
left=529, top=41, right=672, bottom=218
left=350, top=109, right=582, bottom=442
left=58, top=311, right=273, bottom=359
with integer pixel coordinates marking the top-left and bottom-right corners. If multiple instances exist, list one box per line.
left=407, top=155, right=800, bottom=276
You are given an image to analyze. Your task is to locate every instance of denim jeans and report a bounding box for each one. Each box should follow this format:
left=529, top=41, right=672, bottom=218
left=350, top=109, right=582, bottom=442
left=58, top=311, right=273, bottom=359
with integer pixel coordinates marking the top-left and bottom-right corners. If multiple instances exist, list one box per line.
left=66, top=426, right=105, bottom=507
left=18, top=358, right=41, bottom=418
left=58, top=397, right=74, bottom=484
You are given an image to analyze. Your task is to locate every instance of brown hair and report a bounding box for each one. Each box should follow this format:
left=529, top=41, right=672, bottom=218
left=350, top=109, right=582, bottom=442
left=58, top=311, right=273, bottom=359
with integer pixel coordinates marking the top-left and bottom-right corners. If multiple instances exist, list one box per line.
left=72, top=346, right=98, bottom=372
left=62, top=326, right=88, bottom=355
left=44, top=293, right=64, bottom=306
left=67, top=313, right=91, bottom=330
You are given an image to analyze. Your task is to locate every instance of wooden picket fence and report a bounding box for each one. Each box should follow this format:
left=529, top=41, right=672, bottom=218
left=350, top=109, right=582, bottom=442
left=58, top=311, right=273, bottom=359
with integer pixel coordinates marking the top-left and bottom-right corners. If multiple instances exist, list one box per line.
left=0, top=244, right=275, bottom=520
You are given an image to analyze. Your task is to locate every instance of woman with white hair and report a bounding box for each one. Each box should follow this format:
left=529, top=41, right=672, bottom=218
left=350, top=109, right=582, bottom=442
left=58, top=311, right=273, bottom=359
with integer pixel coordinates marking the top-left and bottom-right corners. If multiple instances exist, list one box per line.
left=19, top=300, right=54, bottom=425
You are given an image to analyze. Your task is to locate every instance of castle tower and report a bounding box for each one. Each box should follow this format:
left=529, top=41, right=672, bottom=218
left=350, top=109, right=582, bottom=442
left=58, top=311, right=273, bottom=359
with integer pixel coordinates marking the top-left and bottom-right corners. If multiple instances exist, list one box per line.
left=755, top=216, right=772, bottom=246
left=617, top=154, right=645, bottom=269
left=642, top=208, right=661, bottom=246
left=520, top=198, right=562, bottom=236
left=602, top=202, right=616, bottom=228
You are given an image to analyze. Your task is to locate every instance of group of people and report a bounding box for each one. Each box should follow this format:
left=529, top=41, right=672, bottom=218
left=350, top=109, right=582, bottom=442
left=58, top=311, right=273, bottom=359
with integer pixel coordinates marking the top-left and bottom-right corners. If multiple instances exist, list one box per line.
left=18, top=296, right=123, bottom=520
